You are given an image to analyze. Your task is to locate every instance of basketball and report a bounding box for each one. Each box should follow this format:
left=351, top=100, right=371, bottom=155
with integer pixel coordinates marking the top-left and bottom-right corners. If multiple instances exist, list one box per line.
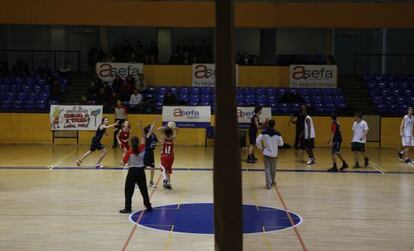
left=167, top=121, right=176, bottom=129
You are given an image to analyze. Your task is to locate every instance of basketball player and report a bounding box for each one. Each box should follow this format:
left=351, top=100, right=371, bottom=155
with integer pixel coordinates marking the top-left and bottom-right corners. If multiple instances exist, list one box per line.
left=113, top=100, right=128, bottom=148
left=289, top=104, right=306, bottom=151
left=398, top=107, right=414, bottom=163
left=77, top=117, right=118, bottom=169
left=327, top=114, right=348, bottom=172
left=351, top=112, right=369, bottom=168
left=119, top=136, right=152, bottom=214
left=140, top=121, right=158, bottom=187
left=158, top=122, right=177, bottom=189
left=116, top=120, right=131, bottom=160
left=304, top=109, right=316, bottom=165
left=247, top=106, right=266, bottom=163
left=256, top=119, right=284, bottom=189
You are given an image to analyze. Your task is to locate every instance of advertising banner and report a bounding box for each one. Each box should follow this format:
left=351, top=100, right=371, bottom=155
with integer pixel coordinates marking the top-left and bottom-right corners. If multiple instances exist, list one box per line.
left=237, top=107, right=272, bottom=127
left=50, top=105, right=103, bottom=131
left=192, top=64, right=239, bottom=87
left=289, top=65, right=337, bottom=88
left=96, top=62, right=144, bottom=82
left=162, top=106, right=211, bottom=128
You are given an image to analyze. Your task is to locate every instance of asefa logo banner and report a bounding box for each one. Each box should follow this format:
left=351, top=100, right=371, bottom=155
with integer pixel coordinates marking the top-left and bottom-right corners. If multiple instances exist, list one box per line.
left=96, top=62, right=144, bottom=82
left=192, top=64, right=239, bottom=87
left=162, top=106, right=211, bottom=128
left=289, top=65, right=337, bottom=88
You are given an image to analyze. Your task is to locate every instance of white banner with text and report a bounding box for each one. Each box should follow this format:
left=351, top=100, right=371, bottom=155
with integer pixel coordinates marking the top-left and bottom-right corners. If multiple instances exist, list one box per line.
left=50, top=105, right=103, bottom=131
left=162, top=106, right=211, bottom=128
left=237, top=107, right=272, bottom=125
left=96, top=62, right=144, bottom=82
left=289, top=64, right=337, bottom=88
left=192, top=64, right=239, bottom=87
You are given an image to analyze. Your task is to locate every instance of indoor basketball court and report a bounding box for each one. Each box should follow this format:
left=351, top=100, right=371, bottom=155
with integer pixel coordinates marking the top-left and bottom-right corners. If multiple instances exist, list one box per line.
left=1, top=1, right=414, bottom=251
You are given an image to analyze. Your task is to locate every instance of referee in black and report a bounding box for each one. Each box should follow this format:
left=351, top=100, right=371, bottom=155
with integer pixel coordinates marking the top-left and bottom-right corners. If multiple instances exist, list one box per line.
left=119, top=136, right=152, bottom=214
left=290, top=104, right=306, bottom=150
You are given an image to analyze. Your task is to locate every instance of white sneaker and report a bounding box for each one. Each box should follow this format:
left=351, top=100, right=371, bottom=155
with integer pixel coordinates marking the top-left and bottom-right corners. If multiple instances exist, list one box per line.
left=306, top=158, right=315, bottom=165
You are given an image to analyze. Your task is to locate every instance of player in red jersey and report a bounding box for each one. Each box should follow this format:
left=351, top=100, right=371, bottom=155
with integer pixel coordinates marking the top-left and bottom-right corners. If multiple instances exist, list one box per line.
left=117, top=120, right=131, bottom=160
left=158, top=122, right=177, bottom=189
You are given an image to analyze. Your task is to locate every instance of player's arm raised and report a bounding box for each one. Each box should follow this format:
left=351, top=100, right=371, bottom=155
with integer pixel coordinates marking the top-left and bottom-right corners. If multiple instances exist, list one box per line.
left=102, top=121, right=119, bottom=129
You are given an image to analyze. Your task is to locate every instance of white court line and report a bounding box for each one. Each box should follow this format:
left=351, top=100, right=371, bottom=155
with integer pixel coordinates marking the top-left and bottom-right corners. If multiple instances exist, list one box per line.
left=369, top=161, right=386, bottom=174
left=48, top=150, right=76, bottom=169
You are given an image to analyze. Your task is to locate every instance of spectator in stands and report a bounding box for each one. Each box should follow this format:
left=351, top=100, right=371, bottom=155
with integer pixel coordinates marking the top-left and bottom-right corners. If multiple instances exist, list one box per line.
left=95, top=88, right=106, bottom=105
left=241, top=52, right=250, bottom=65
left=147, top=41, right=159, bottom=64
left=119, top=81, right=132, bottom=102
left=126, top=74, right=136, bottom=91
left=91, top=74, right=104, bottom=90
left=163, top=90, right=177, bottom=106
left=105, top=91, right=118, bottom=112
left=86, top=81, right=97, bottom=102
left=88, top=46, right=98, bottom=72
left=121, top=41, right=134, bottom=62
left=136, top=74, right=147, bottom=92
left=37, top=60, right=52, bottom=76
left=129, top=53, right=137, bottom=63
left=112, top=75, right=123, bottom=94
left=60, top=59, right=71, bottom=78
left=197, top=40, right=212, bottom=63
left=50, top=80, right=61, bottom=100
left=60, top=59, right=71, bottom=73
left=135, top=40, right=145, bottom=63
left=103, top=82, right=112, bottom=97
left=12, top=58, right=29, bottom=76
left=236, top=53, right=242, bottom=65
left=129, top=89, right=143, bottom=112
left=169, top=52, right=180, bottom=64
left=0, top=61, right=8, bottom=76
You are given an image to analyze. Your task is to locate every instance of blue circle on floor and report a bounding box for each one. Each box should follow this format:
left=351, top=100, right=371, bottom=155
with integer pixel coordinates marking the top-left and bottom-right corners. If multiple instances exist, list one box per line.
left=129, top=203, right=302, bottom=234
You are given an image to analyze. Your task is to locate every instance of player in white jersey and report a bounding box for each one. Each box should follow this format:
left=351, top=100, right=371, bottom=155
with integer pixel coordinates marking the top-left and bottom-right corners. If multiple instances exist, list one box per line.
left=398, top=107, right=414, bottom=164
left=303, top=109, right=316, bottom=165
left=351, top=112, right=369, bottom=168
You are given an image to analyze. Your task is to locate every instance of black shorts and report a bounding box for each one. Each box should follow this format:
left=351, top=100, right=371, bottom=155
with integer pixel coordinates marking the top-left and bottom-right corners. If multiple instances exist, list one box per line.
left=90, top=139, right=104, bottom=152
left=144, top=150, right=155, bottom=168
left=331, top=141, right=341, bottom=154
left=351, top=142, right=365, bottom=152
left=303, top=138, right=315, bottom=149
left=248, top=129, right=258, bottom=145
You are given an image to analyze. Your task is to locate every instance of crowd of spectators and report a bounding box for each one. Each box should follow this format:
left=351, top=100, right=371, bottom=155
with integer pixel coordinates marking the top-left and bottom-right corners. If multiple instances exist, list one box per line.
left=87, top=40, right=159, bottom=71
left=169, top=41, right=213, bottom=64
left=87, top=40, right=215, bottom=68
left=236, top=52, right=259, bottom=65
left=84, top=72, right=153, bottom=113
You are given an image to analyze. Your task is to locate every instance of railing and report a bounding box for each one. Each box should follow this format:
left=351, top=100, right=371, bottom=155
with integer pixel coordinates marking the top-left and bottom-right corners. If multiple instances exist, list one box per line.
left=0, top=49, right=81, bottom=73
left=353, top=53, right=414, bottom=75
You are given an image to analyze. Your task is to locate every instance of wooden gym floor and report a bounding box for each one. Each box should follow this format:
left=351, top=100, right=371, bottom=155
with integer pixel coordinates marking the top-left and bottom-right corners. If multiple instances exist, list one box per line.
left=0, top=144, right=413, bottom=251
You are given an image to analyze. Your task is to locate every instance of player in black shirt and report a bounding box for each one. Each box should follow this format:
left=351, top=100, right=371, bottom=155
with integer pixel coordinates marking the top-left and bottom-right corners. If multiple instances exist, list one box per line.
left=247, top=106, right=267, bottom=163
left=327, top=114, right=348, bottom=172
left=289, top=104, right=306, bottom=150
left=140, top=121, right=159, bottom=187
left=77, top=117, right=118, bottom=169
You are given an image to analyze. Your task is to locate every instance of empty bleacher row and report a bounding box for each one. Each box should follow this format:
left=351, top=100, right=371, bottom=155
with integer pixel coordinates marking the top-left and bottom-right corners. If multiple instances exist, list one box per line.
left=0, top=74, right=68, bottom=110
left=365, top=74, right=414, bottom=115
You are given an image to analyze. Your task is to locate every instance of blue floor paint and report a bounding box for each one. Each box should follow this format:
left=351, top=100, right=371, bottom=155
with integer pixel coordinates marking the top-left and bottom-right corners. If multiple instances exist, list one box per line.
left=129, top=203, right=302, bottom=234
